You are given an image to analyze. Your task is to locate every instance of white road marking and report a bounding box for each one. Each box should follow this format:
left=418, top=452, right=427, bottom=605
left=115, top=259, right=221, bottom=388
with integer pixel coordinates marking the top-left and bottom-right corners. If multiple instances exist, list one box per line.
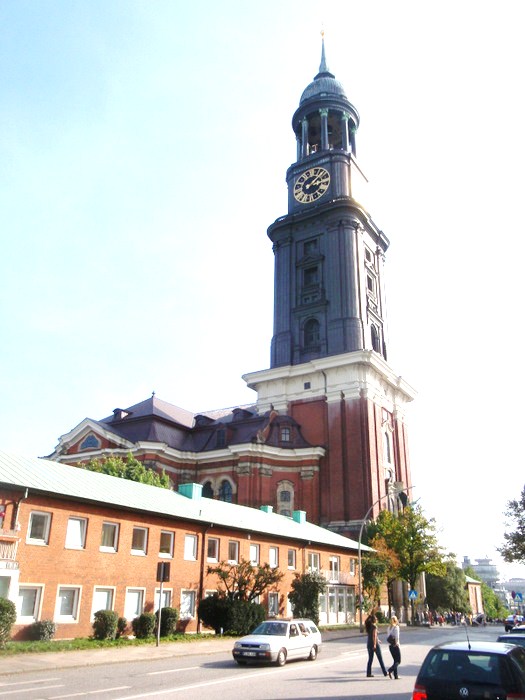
left=0, top=685, right=63, bottom=695
left=147, top=666, right=199, bottom=676
left=0, top=678, right=61, bottom=687
left=49, top=688, right=130, bottom=699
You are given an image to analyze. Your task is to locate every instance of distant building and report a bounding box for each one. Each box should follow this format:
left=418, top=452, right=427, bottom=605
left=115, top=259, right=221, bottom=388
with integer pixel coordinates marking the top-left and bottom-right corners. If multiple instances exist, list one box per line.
left=462, top=556, right=500, bottom=589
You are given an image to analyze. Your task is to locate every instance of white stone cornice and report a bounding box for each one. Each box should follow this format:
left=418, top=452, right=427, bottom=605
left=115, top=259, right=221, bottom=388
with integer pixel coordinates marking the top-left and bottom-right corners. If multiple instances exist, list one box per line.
left=49, top=418, right=135, bottom=458
left=243, top=351, right=416, bottom=415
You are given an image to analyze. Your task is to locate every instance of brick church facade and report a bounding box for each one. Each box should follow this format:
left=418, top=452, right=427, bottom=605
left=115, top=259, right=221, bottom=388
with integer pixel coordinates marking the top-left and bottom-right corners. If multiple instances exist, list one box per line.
left=49, top=39, right=415, bottom=543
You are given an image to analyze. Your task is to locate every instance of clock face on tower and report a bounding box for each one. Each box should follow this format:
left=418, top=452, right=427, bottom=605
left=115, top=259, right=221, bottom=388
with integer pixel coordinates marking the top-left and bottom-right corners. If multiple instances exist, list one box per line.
left=293, top=167, right=331, bottom=204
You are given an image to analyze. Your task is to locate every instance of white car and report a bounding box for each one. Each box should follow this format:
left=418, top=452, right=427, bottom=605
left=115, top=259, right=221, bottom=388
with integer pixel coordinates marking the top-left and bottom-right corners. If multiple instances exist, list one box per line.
left=232, top=619, right=322, bottom=666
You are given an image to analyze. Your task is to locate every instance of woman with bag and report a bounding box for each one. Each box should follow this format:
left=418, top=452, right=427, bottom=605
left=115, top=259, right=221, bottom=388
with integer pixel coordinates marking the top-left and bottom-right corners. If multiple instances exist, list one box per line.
left=364, top=613, right=388, bottom=677
left=386, top=615, right=401, bottom=679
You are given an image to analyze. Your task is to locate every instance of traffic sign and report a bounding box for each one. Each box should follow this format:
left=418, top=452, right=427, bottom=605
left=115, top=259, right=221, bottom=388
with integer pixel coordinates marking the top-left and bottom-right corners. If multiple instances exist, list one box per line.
left=408, top=589, right=418, bottom=600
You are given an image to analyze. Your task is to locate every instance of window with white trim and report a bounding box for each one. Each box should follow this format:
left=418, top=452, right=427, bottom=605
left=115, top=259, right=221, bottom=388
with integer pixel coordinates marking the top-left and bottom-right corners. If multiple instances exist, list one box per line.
left=288, top=549, right=296, bottom=569
left=308, top=552, right=320, bottom=572
left=155, top=588, right=172, bottom=611
left=250, top=543, right=260, bottom=565
left=91, top=587, right=114, bottom=619
left=269, top=546, right=279, bottom=569
left=55, top=586, right=81, bottom=622
left=180, top=590, right=196, bottom=619
left=329, top=555, right=340, bottom=582
left=207, top=537, right=219, bottom=562
left=27, top=512, right=51, bottom=545
left=228, top=540, right=239, bottom=564
left=268, top=592, right=279, bottom=617
left=159, top=531, right=174, bottom=558
left=100, top=522, right=119, bottom=552
left=184, top=534, right=198, bottom=560
left=17, top=586, right=43, bottom=622
left=131, top=527, right=148, bottom=555
left=65, top=517, right=87, bottom=549
left=124, top=588, right=144, bottom=621
left=349, top=558, right=356, bottom=575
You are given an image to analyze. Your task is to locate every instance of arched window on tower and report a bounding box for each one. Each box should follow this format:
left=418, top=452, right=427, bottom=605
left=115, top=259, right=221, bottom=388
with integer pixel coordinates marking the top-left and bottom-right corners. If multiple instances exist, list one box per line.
left=218, top=479, right=233, bottom=503
left=277, top=480, right=294, bottom=517
left=202, top=481, right=214, bottom=499
left=371, top=325, right=381, bottom=353
left=304, top=318, right=320, bottom=348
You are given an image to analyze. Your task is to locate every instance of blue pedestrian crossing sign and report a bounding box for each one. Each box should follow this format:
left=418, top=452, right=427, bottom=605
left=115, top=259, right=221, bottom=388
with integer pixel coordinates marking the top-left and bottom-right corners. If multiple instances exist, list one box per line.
left=516, top=592, right=523, bottom=602
left=408, top=589, right=418, bottom=600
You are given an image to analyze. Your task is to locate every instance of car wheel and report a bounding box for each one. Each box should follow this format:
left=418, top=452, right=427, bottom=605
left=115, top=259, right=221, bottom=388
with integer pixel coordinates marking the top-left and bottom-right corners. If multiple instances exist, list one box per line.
left=276, top=648, right=287, bottom=666
left=308, top=645, right=317, bottom=661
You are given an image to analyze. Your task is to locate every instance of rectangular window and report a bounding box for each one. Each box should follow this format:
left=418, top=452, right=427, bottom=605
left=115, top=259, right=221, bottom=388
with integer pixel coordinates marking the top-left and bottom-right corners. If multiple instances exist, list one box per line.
left=269, top=546, right=279, bottom=569
left=17, top=586, right=43, bottom=622
left=304, top=266, right=319, bottom=286
left=65, top=517, right=87, bottom=549
left=180, top=590, right=196, bottom=619
left=228, top=540, right=239, bottom=564
left=207, top=537, right=219, bottom=562
left=100, top=522, right=119, bottom=552
left=184, top=534, right=198, bottom=560
left=349, top=558, right=356, bottom=575
left=329, top=556, right=340, bottom=582
left=124, top=588, right=144, bottom=620
left=27, top=512, right=51, bottom=545
left=308, top=552, right=320, bottom=572
left=91, top=587, right=114, bottom=619
left=250, top=543, right=260, bottom=565
left=131, top=527, right=148, bottom=555
left=55, top=586, right=81, bottom=622
left=288, top=549, right=296, bottom=569
left=155, top=588, right=172, bottom=611
left=159, top=531, right=174, bottom=558
left=268, top=592, right=279, bottom=617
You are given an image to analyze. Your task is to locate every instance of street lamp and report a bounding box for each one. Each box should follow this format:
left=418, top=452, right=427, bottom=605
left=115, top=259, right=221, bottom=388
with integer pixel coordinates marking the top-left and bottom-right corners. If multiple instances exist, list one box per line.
left=357, top=486, right=413, bottom=633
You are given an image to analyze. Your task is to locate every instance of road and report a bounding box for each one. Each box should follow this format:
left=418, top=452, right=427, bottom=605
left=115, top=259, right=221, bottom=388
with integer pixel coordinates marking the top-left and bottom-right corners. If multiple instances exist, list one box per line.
left=0, top=624, right=501, bottom=700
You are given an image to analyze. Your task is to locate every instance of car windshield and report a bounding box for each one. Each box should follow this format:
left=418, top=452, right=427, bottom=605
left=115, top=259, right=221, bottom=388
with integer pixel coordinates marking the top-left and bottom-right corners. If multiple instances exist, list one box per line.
left=421, top=650, right=503, bottom=685
left=252, top=622, right=288, bottom=636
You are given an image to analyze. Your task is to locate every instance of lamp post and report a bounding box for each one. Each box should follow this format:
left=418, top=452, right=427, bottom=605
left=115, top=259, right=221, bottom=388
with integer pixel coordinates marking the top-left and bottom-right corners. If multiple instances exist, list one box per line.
left=357, top=486, right=413, bottom=633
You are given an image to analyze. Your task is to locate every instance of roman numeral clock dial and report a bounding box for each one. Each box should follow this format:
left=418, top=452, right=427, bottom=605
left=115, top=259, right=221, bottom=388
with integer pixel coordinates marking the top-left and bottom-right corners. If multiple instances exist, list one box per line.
left=293, top=167, right=330, bottom=204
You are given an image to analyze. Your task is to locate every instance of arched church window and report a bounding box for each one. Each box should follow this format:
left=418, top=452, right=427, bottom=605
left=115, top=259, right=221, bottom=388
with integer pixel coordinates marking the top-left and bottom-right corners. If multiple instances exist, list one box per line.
left=371, top=325, right=381, bottom=353
left=202, top=481, right=214, bottom=499
left=304, top=318, right=320, bottom=347
left=218, top=480, right=233, bottom=503
left=383, top=432, right=392, bottom=465
left=277, top=480, right=294, bottom=516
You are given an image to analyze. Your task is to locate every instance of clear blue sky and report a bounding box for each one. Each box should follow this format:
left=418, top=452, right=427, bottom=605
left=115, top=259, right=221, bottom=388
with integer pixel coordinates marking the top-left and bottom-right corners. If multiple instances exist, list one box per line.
left=2, top=0, right=524, bottom=580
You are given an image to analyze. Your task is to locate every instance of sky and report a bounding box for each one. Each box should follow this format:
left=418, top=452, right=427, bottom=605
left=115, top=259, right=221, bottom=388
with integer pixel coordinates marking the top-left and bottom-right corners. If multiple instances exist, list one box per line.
left=2, top=0, right=525, bottom=582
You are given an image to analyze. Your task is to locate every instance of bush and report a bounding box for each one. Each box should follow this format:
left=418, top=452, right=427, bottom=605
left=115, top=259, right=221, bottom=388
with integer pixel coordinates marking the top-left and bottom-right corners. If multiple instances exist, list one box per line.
left=156, top=607, right=179, bottom=637
left=92, top=609, right=119, bottom=640
left=29, top=619, right=57, bottom=641
left=131, top=612, right=156, bottom=638
left=0, top=598, right=16, bottom=647
left=117, top=616, right=127, bottom=638
left=198, top=595, right=266, bottom=635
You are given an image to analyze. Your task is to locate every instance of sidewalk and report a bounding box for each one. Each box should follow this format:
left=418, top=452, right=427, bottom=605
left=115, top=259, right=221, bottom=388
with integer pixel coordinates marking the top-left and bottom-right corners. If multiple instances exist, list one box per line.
left=0, top=627, right=365, bottom=676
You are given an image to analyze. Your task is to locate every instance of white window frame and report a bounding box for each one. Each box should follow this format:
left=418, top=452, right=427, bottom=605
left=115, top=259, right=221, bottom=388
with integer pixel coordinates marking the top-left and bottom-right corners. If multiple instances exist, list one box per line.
left=250, top=543, right=260, bottom=565
left=288, top=549, right=296, bottom=569
left=268, top=591, right=279, bottom=617
left=207, top=537, right=219, bottom=562
left=26, top=511, right=51, bottom=545
left=329, top=555, right=340, bottom=582
left=131, top=526, right=148, bottom=556
left=124, top=587, right=145, bottom=621
left=55, top=586, right=82, bottom=623
left=228, top=540, right=239, bottom=564
left=154, top=588, right=172, bottom=611
left=308, top=552, right=320, bottom=572
left=65, top=517, right=88, bottom=549
left=349, top=558, right=356, bottom=575
left=269, top=546, right=279, bottom=569
left=17, top=585, right=44, bottom=623
left=100, top=522, right=119, bottom=552
left=180, top=589, right=196, bottom=619
left=159, top=531, right=174, bottom=558
left=184, top=534, right=198, bottom=561
left=91, top=587, right=115, bottom=620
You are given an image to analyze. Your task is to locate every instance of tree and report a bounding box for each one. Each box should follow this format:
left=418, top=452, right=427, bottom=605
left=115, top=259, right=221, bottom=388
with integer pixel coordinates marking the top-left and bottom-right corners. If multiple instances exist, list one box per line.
left=206, top=558, right=284, bottom=602
left=499, top=486, right=525, bottom=563
left=426, top=558, right=471, bottom=614
left=368, top=504, right=446, bottom=621
left=287, top=571, right=327, bottom=624
left=81, top=454, right=170, bottom=489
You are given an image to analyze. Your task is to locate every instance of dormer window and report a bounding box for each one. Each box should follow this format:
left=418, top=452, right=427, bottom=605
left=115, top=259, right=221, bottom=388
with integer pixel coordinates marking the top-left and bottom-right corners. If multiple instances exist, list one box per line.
left=79, top=434, right=100, bottom=451
left=280, top=427, right=291, bottom=442
left=216, top=429, right=226, bottom=448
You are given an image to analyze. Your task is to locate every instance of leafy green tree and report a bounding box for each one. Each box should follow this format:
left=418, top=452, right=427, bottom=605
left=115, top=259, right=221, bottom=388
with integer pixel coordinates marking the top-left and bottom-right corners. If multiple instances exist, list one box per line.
left=207, top=558, right=284, bottom=602
left=288, top=571, right=327, bottom=624
left=0, top=598, right=16, bottom=648
left=81, top=453, right=170, bottom=489
left=426, top=558, right=471, bottom=613
left=499, top=486, right=525, bottom=563
left=362, top=535, right=400, bottom=616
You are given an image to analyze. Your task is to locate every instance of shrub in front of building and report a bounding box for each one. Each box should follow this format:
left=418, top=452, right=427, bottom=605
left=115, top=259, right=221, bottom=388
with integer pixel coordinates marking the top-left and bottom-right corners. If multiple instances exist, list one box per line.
left=29, top=619, right=57, bottom=641
left=156, top=607, right=179, bottom=637
left=92, top=610, right=119, bottom=640
left=0, top=598, right=16, bottom=647
left=131, top=612, right=156, bottom=639
left=198, top=595, right=265, bottom=635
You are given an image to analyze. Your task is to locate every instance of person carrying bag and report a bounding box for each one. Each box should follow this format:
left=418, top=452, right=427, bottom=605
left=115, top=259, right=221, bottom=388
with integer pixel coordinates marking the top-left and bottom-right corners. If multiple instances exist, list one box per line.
left=386, top=615, right=401, bottom=679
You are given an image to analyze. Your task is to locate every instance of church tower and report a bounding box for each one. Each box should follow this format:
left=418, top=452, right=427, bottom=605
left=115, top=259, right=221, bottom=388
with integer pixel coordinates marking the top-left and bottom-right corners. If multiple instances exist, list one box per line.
left=244, top=39, right=415, bottom=535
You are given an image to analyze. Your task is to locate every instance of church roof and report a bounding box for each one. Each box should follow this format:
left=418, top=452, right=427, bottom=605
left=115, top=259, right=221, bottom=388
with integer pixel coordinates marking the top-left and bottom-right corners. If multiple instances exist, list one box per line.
left=0, top=451, right=368, bottom=552
left=299, top=35, right=348, bottom=105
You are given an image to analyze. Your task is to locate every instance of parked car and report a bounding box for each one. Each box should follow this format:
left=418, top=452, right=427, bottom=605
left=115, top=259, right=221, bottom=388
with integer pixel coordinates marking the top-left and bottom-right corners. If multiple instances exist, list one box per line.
left=412, top=641, right=525, bottom=700
left=505, top=615, right=524, bottom=632
left=232, top=619, right=322, bottom=666
left=497, top=634, right=525, bottom=648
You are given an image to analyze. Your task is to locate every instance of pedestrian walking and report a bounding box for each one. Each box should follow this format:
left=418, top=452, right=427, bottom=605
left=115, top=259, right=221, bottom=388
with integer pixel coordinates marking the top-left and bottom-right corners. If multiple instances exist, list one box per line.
left=386, top=615, right=401, bottom=679
left=365, top=613, right=388, bottom=678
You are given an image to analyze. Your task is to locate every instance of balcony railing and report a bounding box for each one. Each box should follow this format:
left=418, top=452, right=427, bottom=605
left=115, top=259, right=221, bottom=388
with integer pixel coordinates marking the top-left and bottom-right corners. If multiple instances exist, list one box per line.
left=321, top=569, right=355, bottom=585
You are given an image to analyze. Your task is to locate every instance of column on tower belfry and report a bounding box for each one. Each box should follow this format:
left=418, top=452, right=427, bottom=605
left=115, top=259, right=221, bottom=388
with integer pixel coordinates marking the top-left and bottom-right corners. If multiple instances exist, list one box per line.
left=341, top=113, right=350, bottom=152
left=301, top=118, right=309, bottom=158
left=320, top=109, right=329, bottom=150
